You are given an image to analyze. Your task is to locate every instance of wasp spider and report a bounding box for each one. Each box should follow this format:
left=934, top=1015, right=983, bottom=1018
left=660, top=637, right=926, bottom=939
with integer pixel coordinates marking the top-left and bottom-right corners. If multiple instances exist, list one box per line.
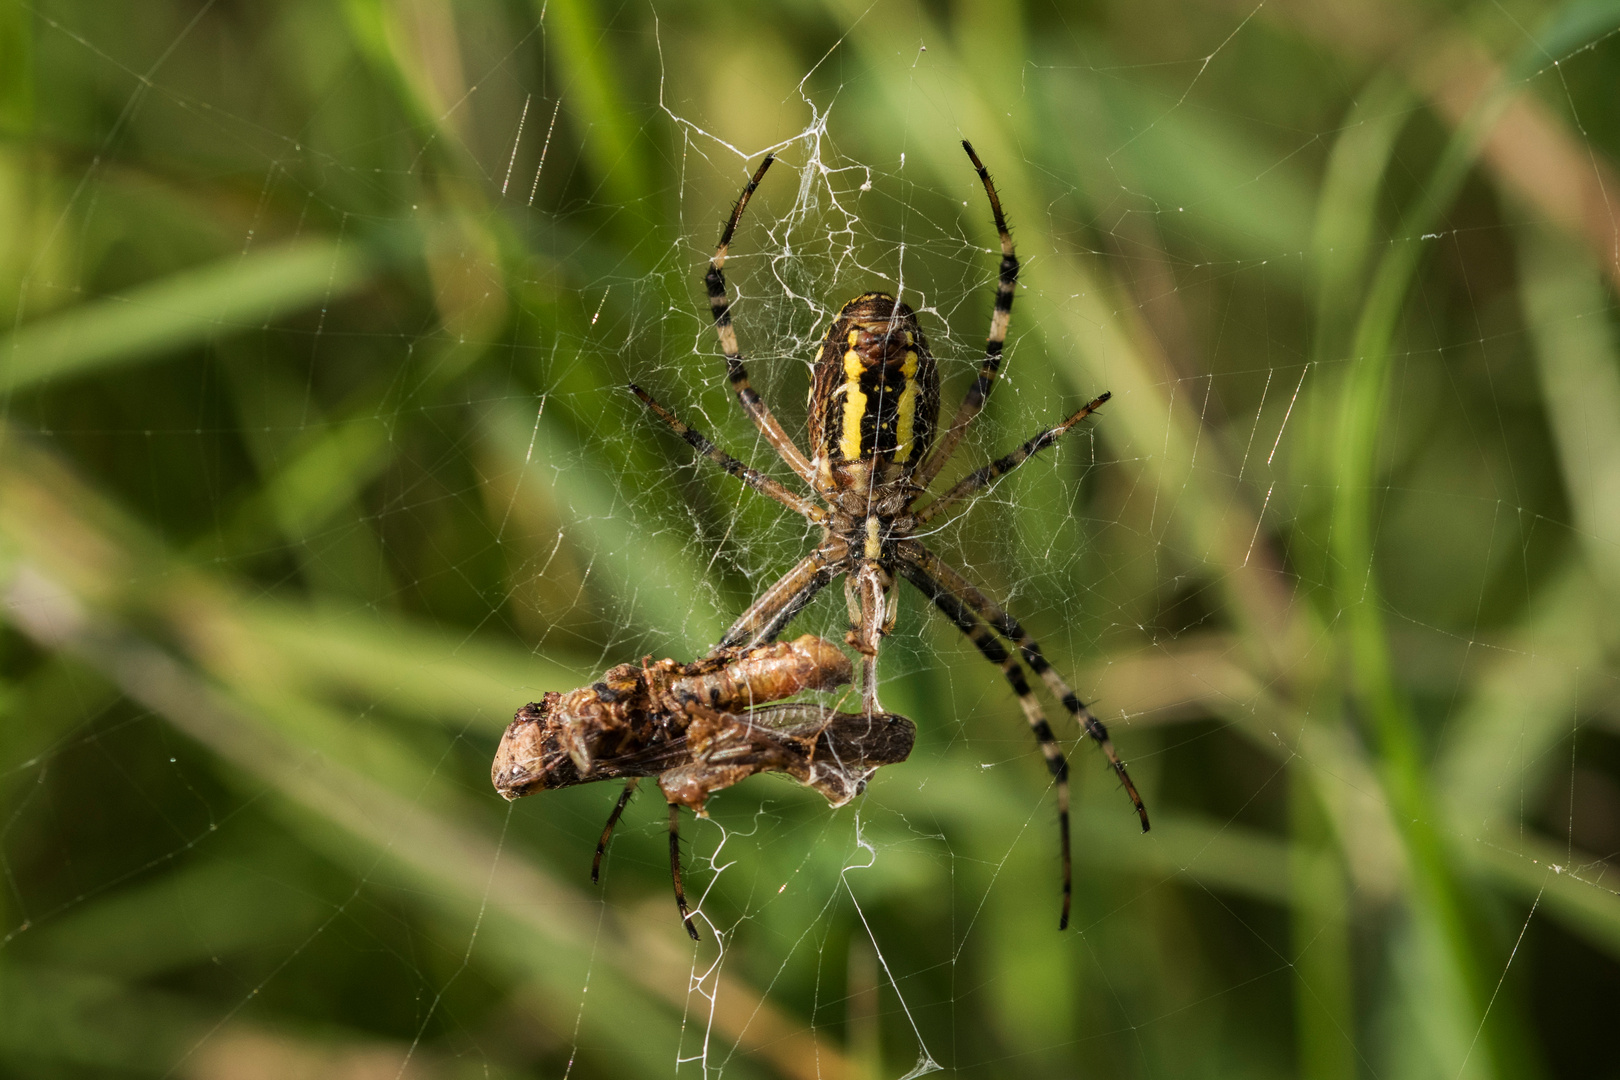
left=630, top=142, right=1148, bottom=928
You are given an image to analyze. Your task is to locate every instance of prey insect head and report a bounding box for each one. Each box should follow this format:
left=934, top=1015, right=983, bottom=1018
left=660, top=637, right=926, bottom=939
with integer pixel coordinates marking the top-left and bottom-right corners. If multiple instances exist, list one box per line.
left=491, top=693, right=578, bottom=799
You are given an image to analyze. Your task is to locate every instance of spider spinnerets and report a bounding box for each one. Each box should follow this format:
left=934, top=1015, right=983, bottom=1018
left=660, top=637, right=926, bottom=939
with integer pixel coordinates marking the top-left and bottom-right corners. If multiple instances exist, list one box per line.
left=630, top=140, right=1149, bottom=929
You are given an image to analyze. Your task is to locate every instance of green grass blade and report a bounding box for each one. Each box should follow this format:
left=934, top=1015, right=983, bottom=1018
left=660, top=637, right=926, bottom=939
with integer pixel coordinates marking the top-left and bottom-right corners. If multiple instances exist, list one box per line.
left=0, top=239, right=374, bottom=394
left=488, top=397, right=726, bottom=648
left=537, top=0, right=650, bottom=212
left=0, top=0, right=30, bottom=137
left=1310, top=74, right=1413, bottom=356
left=1517, top=223, right=1620, bottom=591
left=1291, top=775, right=1357, bottom=1080
left=243, top=599, right=584, bottom=730
left=1436, top=565, right=1601, bottom=829
left=22, top=854, right=327, bottom=979
left=1094, top=72, right=1317, bottom=264
left=1324, top=5, right=1620, bottom=1072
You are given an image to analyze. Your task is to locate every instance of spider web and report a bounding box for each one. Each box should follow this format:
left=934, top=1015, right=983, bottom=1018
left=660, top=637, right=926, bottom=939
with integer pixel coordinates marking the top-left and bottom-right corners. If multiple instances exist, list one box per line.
left=2, top=2, right=1620, bottom=1079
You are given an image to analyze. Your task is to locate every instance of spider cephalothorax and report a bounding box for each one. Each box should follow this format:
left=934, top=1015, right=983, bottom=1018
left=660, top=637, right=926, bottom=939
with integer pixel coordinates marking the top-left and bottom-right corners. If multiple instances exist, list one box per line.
left=631, top=141, right=1148, bottom=929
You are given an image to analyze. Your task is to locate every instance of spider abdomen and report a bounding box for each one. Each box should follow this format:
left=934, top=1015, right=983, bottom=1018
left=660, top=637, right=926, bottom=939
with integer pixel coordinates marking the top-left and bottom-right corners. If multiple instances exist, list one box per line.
left=809, top=293, right=940, bottom=482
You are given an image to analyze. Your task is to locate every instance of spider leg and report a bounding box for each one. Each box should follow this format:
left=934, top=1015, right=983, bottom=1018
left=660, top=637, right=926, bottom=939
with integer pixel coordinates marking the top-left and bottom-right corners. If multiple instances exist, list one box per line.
left=906, top=544, right=1149, bottom=820
left=846, top=556, right=892, bottom=713
left=591, top=778, right=638, bottom=883
left=897, top=555, right=1073, bottom=929
left=668, top=802, right=700, bottom=941
left=915, top=393, right=1110, bottom=526
left=629, top=384, right=823, bottom=522
left=913, top=141, right=1019, bottom=490
left=706, top=156, right=819, bottom=489
left=714, top=546, right=843, bottom=652
left=901, top=543, right=1150, bottom=833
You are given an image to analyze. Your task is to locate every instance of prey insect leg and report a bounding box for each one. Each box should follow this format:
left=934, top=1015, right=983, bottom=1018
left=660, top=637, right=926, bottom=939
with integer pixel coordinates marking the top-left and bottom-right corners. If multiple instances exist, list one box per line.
left=591, top=778, right=639, bottom=883
left=668, top=802, right=700, bottom=941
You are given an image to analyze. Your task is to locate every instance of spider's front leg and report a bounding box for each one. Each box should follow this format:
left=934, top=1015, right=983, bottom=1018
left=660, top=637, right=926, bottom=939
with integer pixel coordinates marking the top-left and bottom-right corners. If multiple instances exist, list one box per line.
left=703, top=155, right=819, bottom=488
left=712, top=545, right=842, bottom=654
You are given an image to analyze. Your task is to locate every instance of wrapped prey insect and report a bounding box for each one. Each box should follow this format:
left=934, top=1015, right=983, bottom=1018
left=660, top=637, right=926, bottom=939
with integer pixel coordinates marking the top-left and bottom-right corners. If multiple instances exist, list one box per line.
left=493, top=634, right=915, bottom=939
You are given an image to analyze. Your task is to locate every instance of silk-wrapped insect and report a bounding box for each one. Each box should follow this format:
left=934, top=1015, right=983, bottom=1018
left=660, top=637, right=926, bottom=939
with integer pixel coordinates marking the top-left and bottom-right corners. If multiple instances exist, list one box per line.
left=493, top=635, right=914, bottom=939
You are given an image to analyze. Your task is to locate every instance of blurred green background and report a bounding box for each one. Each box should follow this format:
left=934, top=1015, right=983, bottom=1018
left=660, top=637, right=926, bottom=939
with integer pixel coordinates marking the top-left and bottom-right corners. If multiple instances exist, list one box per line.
left=3, top=0, right=1620, bottom=1076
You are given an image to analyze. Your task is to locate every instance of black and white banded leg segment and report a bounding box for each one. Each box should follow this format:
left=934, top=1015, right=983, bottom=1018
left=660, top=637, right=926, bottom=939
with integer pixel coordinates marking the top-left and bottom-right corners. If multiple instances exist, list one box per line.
left=915, top=392, right=1112, bottom=527
left=905, top=543, right=1150, bottom=833
left=628, top=384, right=824, bottom=522
left=705, top=155, right=819, bottom=488
left=913, top=141, right=1020, bottom=490
left=899, top=559, right=1075, bottom=928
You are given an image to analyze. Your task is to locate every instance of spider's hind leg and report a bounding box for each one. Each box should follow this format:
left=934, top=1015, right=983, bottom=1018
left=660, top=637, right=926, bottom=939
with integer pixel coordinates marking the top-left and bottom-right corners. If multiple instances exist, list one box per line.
left=898, top=557, right=1075, bottom=930
left=628, top=384, right=821, bottom=521
left=905, top=545, right=1150, bottom=833
left=713, top=547, right=840, bottom=654
left=1024, top=655, right=1149, bottom=832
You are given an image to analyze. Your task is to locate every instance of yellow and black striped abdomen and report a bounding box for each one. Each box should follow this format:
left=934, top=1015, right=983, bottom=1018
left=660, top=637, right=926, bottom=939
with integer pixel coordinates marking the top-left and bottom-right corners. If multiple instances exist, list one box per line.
left=809, top=293, right=939, bottom=469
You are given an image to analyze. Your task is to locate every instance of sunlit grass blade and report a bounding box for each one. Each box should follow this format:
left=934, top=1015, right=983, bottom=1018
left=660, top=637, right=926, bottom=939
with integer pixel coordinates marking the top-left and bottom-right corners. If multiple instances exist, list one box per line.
left=243, top=599, right=585, bottom=730
left=340, top=0, right=473, bottom=149
left=1310, top=74, right=1413, bottom=357
left=890, top=747, right=1321, bottom=914
left=22, top=854, right=327, bottom=979
left=0, top=239, right=374, bottom=394
left=1517, top=223, right=1620, bottom=589
left=1436, top=566, right=1601, bottom=829
left=535, top=0, right=650, bottom=213
left=254, top=418, right=394, bottom=542
left=1087, top=67, right=1317, bottom=264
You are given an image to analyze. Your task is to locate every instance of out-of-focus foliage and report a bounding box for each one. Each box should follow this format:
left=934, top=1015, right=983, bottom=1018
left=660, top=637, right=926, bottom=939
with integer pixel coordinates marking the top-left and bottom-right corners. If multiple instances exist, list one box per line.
left=2, top=0, right=1619, bottom=1077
